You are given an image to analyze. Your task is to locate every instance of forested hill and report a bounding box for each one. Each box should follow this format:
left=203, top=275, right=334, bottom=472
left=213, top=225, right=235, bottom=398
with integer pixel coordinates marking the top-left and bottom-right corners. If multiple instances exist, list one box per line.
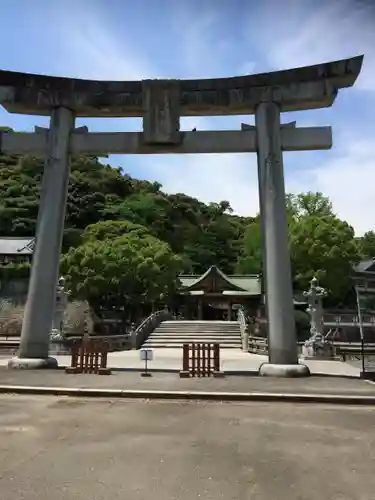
left=1, top=153, right=375, bottom=305
left=0, top=153, right=252, bottom=274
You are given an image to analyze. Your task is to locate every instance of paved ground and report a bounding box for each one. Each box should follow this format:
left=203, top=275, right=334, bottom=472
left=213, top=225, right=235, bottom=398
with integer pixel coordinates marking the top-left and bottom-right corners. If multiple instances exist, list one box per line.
left=0, top=348, right=362, bottom=377
left=0, top=367, right=374, bottom=396
left=1, top=395, right=375, bottom=499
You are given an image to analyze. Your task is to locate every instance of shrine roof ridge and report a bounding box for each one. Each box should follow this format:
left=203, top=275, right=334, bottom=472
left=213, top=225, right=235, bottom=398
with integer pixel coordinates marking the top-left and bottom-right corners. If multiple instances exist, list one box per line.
left=0, top=55, right=363, bottom=117
left=179, top=265, right=262, bottom=295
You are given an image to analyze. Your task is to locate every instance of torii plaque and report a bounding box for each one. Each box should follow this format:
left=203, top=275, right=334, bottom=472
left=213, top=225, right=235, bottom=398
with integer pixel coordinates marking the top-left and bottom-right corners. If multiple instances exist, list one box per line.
left=0, top=55, right=363, bottom=376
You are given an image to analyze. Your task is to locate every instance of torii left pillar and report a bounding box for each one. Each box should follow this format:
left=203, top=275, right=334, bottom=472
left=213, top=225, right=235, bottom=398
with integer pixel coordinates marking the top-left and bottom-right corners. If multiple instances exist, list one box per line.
left=9, top=107, right=75, bottom=369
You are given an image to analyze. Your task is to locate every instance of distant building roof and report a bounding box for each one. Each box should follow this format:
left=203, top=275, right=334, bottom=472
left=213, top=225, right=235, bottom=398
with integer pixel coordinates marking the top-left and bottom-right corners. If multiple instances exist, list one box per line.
left=0, top=237, right=34, bottom=255
left=179, top=265, right=262, bottom=296
left=354, top=259, right=375, bottom=274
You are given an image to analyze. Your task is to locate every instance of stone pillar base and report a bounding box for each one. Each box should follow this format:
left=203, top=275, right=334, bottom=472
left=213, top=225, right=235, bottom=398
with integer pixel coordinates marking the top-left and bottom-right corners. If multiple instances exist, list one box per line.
left=259, top=362, right=310, bottom=378
left=8, top=357, right=58, bottom=370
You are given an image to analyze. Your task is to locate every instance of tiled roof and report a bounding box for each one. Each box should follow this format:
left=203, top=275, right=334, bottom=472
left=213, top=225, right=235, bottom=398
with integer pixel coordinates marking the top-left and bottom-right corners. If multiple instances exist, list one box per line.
left=228, top=276, right=262, bottom=295
left=0, top=237, right=34, bottom=255
left=179, top=265, right=262, bottom=295
left=354, top=259, right=375, bottom=274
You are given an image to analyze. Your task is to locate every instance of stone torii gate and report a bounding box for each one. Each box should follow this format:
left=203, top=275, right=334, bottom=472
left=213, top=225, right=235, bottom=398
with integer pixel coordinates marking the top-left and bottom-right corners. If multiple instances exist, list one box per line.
left=0, top=55, right=363, bottom=376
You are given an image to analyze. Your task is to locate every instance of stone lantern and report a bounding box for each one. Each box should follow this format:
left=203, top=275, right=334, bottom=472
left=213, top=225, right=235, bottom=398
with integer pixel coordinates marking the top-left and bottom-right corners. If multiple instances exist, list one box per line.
left=50, top=276, right=70, bottom=341
left=302, top=277, right=333, bottom=359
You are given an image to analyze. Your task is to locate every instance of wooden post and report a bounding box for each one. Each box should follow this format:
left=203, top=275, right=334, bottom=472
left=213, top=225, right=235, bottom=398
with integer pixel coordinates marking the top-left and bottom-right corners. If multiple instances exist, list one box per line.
left=197, top=298, right=203, bottom=320
left=180, top=343, right=190, bottom=378
left=227, top=301, right=232, bottom=321
left=206, top=344, right=211, bottom=376
left=66, top=338, right=111, bottom=375
left=98, top=341, right=111, bottom=375
left=213, top=343, right=224, bottom=377
left=70, top=341, right=78, bottom=369
left=179, top=342, right=225, bottom=378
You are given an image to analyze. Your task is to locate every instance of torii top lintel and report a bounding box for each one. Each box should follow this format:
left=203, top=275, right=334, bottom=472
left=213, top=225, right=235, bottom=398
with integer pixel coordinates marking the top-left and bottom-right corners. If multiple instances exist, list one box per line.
left=0, top=56, right=363, bottom=118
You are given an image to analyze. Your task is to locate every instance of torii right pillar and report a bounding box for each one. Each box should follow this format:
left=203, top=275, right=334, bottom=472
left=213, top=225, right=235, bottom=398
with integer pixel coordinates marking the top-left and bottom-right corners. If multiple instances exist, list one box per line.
left=256, top=101, right=310, bottom=376
left=254, top=56, right=364, bottom=376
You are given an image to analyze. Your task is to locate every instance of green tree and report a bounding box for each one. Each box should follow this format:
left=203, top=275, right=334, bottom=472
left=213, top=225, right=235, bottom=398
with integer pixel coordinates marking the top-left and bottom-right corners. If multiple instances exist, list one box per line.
left=170, top=198, right=241, bottom=274
left=65, top=157, right=133, bottom=229
left=0, top=151, right=262, bottom=274
left=82, top=220, right=150, bottom=243
left=183, top=201, right=240, bottom=274
left=294, top=310, right=311, bottom=341
left=105, top=192, right=175, bottom=244
left=236, top=217, right=262, bottom=274
left=289, top=214, right=358, bottom=300
left=356, top=230, right=375, bottom=259
left=0, top=154, right=41, bottom=236
left=0, top=154, right=134, bottom=242
left=61, top=232, right=183, bottom=313
left=286, top=191, right=334, bottom=219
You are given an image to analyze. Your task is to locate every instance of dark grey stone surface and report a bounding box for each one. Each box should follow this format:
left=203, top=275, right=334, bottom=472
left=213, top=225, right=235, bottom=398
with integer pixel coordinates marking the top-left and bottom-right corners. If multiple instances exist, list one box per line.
left=0, top=394, right=375, bottom=499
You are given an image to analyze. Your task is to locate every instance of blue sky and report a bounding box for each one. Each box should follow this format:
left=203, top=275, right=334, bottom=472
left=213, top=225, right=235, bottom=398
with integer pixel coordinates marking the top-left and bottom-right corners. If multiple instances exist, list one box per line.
left=0, top=0, right=374, bottom=234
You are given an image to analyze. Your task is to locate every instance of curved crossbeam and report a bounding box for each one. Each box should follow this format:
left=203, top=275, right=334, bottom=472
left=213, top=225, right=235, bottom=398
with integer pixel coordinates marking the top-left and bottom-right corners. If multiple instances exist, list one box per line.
left=0, top=56, right=363, bottom=117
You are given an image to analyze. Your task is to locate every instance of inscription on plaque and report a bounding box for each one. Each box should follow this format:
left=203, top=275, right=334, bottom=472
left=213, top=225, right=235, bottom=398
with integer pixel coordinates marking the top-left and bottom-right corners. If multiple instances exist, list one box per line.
left=116, top=92, right=142, bottom=107
left=142, top=80, right=180, bottom=144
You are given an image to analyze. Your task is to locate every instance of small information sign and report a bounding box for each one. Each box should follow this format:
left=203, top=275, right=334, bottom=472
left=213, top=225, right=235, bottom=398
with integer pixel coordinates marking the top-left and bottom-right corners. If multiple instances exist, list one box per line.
left=140, top=349, right=153, bottom=361
left=140, top=349, right=153, bottom=377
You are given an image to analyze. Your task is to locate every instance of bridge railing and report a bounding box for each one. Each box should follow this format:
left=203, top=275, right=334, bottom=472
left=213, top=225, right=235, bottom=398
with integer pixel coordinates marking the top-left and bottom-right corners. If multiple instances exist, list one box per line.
left=63, top=334, right=131, bottom=352
left=237, top=307, right=249, bottom=351
left=132, top=308, right=174, bottom=349
left=323, top=313, right=375, bottom=325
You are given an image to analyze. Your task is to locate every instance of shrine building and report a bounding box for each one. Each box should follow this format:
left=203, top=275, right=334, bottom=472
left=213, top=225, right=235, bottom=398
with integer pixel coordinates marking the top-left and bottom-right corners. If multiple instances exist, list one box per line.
left=174, top=265, right=263, bottom=321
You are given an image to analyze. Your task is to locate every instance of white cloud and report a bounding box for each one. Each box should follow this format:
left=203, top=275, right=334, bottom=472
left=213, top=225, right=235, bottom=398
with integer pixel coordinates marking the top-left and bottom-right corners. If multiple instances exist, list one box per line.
left=147, top=152, right=260, bottom=215
left=244, top=0, right=375, bottom=235
left=40, top=3, right=261, bottom=217
left=252, top=0, right=375, bottom=92
left=170, top=4, right=235, bottom=78
left=311, top=147, right=374, bottom=235
left=21, top=0, right=374, bottom=236
left=42, top=4, right=156, bottom=81
left=285, top=138, right=374, bottom=235
left=238, top=61, right=257, bottom=76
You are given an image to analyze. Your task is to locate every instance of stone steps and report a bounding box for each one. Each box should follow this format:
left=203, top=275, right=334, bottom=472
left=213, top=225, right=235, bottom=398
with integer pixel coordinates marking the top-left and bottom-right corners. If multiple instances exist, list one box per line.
left=142, top=320, right=242, bottom=349
left=144, top=337, right=240, bottom=343
left=156, top=328, right=240, bottom=332
left=149, top=332, right=237, bottom=340
left=142, top=344, right=241, bottom=349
